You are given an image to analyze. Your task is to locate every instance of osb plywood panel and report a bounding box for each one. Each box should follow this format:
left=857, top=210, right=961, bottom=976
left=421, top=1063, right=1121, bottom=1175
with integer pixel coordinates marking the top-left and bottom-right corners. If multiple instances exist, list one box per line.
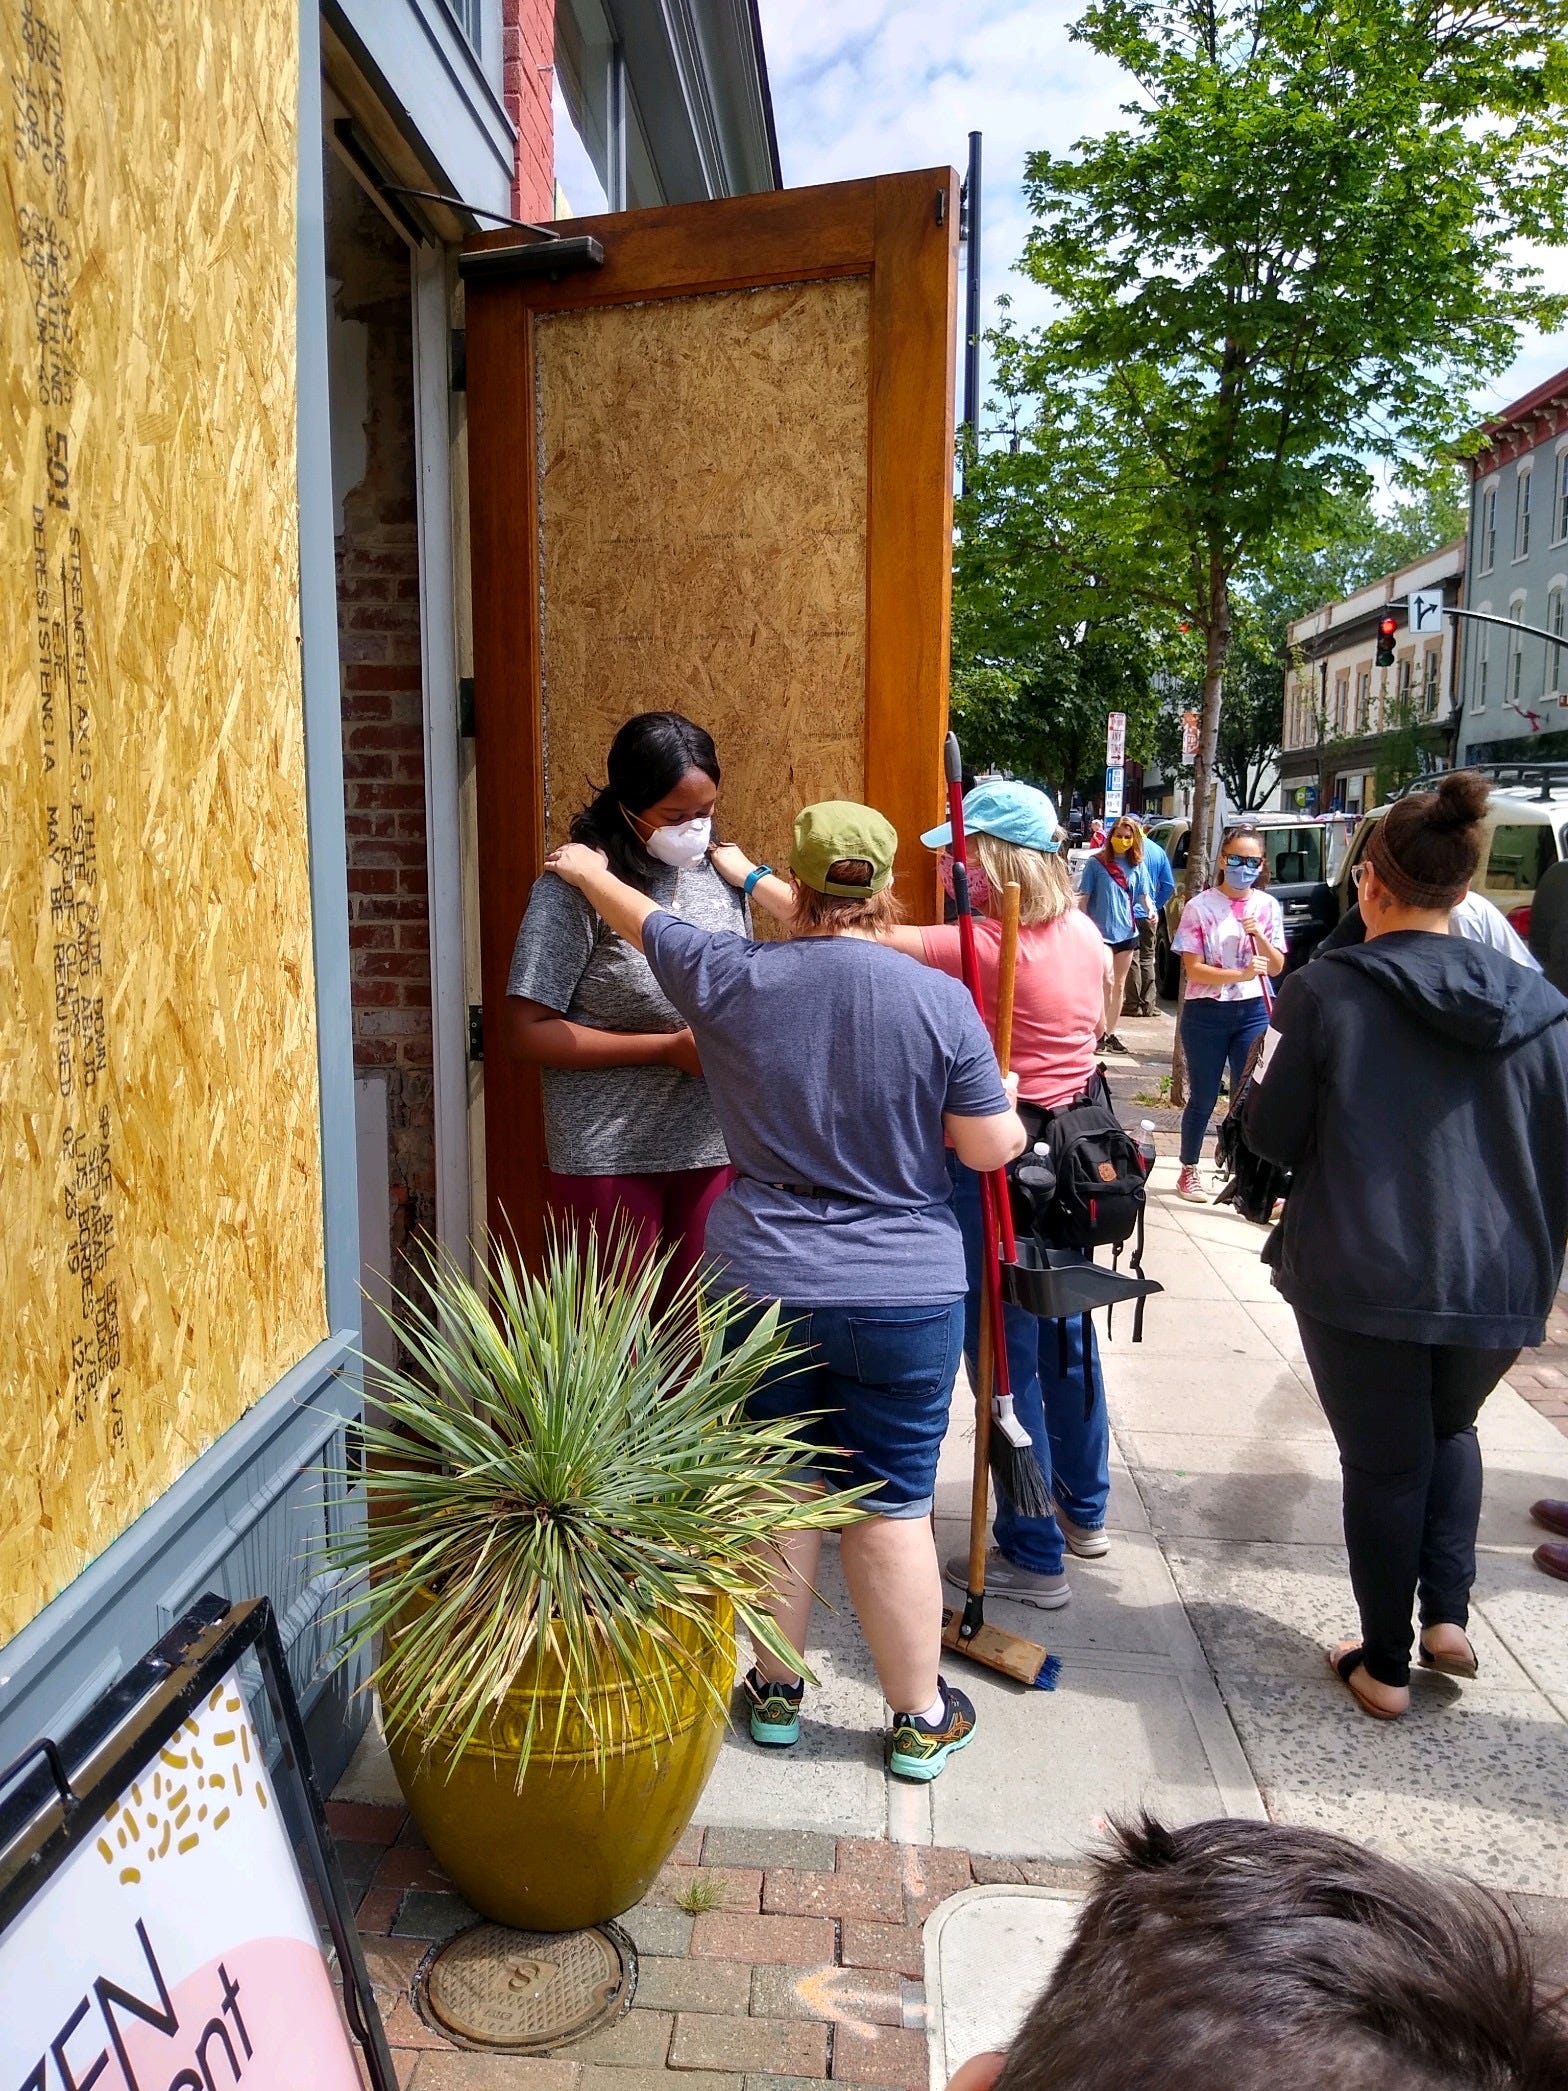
left=535, top=280, right=870, bottom=881
left=0, top=0, right=326, bottom=1642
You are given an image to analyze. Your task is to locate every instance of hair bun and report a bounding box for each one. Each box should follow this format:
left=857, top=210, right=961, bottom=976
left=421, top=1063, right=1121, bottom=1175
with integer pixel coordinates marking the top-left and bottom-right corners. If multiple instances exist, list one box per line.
left=1427, top=770, right=1490, bottom=831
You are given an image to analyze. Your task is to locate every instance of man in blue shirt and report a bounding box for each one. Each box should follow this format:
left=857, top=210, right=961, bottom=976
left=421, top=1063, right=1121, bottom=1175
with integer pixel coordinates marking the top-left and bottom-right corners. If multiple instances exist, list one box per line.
left=1127, top=819, right=1176, bottom=1016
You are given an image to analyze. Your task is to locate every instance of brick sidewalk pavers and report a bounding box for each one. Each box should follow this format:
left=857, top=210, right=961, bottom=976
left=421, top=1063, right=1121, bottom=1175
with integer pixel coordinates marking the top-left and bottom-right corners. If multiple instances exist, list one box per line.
left=329, top=1801, right=1090, bottom=2090
left=1511, top=1297, right=1568, bottom=1443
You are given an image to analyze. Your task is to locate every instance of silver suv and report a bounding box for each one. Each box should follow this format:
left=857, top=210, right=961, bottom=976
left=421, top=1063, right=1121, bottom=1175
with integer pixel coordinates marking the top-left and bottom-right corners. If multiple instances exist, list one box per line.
left=1329, top=763, right=1568, bottom=939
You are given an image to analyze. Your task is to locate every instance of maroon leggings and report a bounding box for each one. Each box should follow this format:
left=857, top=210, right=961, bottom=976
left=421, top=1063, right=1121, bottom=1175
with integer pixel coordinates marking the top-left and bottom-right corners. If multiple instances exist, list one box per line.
left=545, top=1164, right=733, bottom=1294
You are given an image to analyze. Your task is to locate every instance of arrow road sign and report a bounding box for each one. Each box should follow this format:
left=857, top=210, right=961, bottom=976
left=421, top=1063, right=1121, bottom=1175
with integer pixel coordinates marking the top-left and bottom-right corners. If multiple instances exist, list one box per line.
left=1409, top=588, right=1445, bottom=637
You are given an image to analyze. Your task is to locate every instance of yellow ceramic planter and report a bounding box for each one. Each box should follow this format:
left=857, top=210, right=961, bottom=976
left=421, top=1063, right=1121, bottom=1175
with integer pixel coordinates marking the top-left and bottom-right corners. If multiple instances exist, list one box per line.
left=387, top=1596, right=733, bottom=1932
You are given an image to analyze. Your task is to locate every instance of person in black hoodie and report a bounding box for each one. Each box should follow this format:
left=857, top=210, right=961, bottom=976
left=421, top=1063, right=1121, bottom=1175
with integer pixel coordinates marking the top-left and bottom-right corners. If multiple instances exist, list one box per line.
left=1242, top=772, right=1568, bottom=1720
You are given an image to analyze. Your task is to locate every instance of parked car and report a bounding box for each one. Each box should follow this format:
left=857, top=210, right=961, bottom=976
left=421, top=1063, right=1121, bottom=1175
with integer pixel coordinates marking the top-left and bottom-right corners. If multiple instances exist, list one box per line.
left=1327, top=763, right=1568, bottom=940
left=1148, top=813, right=1351, bottom=999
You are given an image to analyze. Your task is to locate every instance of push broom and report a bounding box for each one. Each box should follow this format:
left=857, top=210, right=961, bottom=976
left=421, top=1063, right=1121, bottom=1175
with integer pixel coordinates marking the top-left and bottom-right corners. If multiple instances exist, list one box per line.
left=939, top=737, right=1059, bottom=1691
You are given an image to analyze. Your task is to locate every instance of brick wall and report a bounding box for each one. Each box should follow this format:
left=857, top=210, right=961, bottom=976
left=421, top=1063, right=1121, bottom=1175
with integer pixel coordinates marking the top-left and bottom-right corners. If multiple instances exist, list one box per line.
left=503, top=0, right=554, bottom=222
left=327, top=160, right=435, bottom=1294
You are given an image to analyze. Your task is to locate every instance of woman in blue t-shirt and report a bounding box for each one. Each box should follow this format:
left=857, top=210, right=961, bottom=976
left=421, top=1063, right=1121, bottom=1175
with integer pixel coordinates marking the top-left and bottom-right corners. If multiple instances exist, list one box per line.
left=1076, top=815, right=1154, bottom=1053
left=545, top=801, right=1025, bottom=1786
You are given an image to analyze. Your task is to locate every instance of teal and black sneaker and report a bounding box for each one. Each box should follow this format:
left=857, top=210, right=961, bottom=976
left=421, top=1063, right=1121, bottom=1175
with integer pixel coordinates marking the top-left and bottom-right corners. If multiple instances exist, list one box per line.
left=888, top=1678, right=976, bottom=1782
left=745, top=1667, right=804, bottom=1748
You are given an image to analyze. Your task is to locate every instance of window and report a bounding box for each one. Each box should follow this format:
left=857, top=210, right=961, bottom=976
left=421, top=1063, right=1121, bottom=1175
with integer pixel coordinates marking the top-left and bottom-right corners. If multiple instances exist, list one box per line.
left=1396, top=656, right=1413, bottom=716
left=1515, top=467, right=1533, bottom=561
left=1423, top=648, right=1441, bottom=714
left=1475, top=619, right=1489, bottom=710
left=438, top=0, right=482, bottom=47
left=555, top=0, right=628, bottom=214
left=1557, top=449, right=1568, bottom=544
left=1480, top=484, right=1497, bottom=573
left=1551, top=584, right=1567, bottom=640
left=1334, top=669, right=1349, bottom=732
left=1356, top=668, right=1371, bottom=728
left=1261, top=827, right=1327, bottom=884
left=1481, top=823, right=1555, bottom=896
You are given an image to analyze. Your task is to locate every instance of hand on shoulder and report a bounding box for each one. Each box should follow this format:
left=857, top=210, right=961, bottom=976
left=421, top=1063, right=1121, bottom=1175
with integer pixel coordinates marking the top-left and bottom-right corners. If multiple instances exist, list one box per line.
left=546, top=842, right=608, bottom=890
left=707, top=841, right=754, bottom=888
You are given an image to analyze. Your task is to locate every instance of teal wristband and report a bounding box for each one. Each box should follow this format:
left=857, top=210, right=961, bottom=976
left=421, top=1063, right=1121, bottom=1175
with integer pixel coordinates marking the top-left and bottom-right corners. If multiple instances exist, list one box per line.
left=742, top=865, right=773, bottom=899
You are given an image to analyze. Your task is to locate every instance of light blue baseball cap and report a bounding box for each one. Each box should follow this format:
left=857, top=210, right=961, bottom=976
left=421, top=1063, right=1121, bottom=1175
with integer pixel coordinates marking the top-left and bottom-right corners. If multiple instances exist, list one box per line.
left=922, top=779, right=1062, bottom=854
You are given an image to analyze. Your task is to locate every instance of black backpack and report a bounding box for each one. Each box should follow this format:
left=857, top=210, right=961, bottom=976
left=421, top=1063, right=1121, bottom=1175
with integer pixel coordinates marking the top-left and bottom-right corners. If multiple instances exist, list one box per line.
left=1212, top=1038, right=1290, bottom=1225
left=1012, top=1067, right=1149, bottom=1255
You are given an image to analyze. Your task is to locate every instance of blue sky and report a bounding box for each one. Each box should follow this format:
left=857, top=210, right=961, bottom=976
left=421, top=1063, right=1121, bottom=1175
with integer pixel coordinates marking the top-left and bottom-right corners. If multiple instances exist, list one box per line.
left=756, top=0, right=1568, bottom=431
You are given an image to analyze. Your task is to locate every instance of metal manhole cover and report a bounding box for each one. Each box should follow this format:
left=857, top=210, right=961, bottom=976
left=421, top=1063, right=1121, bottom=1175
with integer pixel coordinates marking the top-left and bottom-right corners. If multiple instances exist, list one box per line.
left=414, top=1919, right=636, bottom=2053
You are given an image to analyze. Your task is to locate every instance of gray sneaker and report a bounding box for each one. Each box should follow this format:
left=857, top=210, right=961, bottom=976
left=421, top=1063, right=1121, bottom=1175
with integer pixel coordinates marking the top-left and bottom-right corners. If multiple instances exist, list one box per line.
left=1055, top=1511, right=1111, bottom=1559
left=944, top=1548, right=1070, bottom=1611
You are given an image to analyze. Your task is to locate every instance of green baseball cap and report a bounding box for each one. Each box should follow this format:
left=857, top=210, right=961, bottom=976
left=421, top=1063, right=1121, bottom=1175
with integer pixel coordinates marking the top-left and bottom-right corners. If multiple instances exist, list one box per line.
left=789, top=801, right=898, bottom=896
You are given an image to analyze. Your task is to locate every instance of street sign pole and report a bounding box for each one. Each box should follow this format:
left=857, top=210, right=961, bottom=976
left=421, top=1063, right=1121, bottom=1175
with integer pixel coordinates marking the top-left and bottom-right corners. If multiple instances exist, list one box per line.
left=1104, top=711, right=1126, bottom=821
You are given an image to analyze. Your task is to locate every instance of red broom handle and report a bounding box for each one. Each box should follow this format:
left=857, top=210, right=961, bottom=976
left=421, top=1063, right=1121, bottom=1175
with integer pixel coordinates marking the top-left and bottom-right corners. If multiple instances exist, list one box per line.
left=944, top=738, right=1016, bottom=1392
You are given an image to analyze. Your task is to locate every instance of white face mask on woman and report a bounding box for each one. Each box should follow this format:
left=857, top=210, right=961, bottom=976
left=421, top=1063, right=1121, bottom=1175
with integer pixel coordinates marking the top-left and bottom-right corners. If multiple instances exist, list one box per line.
left=638, top=815, right=713, bottom=870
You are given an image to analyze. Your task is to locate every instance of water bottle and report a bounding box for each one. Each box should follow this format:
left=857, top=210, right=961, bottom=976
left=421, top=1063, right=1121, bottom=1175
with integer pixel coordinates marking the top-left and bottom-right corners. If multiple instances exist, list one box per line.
left=1138, top=1118, right=1157, bottom=1178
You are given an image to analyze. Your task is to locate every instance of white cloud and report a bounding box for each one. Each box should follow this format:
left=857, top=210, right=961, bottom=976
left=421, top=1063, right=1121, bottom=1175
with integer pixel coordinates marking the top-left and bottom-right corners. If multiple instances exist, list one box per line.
left=757, top=0, right=1568, bottom=430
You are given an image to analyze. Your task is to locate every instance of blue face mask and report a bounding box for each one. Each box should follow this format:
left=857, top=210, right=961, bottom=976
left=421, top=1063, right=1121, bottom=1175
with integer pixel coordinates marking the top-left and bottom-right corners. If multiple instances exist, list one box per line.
left=1224, top=857, right=1262, bottom=888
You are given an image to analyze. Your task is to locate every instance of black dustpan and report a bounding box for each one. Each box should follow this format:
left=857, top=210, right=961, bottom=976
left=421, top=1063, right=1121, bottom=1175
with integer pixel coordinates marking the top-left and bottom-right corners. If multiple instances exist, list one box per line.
left=1002, top=1238, right=1164, bottom=1320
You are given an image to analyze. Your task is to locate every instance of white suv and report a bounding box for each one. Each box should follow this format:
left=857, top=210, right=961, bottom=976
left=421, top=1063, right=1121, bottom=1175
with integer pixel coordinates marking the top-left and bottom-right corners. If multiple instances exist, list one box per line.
left=1331, top=764, right=1568, bottom=939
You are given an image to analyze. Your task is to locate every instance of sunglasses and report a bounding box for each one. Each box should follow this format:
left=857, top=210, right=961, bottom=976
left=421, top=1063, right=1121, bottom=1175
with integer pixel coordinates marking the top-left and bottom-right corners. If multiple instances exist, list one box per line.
left=1224, top=854, right=1262, bottom=868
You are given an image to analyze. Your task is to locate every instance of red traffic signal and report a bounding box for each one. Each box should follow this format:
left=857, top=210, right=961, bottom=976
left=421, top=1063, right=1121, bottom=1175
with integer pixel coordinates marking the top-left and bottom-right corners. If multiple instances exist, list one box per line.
left=1375, top=613, right=1399, bottom=668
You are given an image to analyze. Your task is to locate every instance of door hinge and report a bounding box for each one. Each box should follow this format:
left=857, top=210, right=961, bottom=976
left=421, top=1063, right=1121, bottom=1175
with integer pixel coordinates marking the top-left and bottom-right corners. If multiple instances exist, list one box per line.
left=450, top=326, right=467, bottom=393
left=468, top=1004, right=484, bottom=1061
left=936, top=188, right=947, bottom=226
left=458, top=676, right=476, bottom=738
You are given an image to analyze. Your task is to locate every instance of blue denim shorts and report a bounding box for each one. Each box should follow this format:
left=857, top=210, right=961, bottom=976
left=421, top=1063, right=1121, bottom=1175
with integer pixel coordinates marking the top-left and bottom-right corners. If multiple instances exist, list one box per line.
left=741, top=1299, right=965, bottom=1518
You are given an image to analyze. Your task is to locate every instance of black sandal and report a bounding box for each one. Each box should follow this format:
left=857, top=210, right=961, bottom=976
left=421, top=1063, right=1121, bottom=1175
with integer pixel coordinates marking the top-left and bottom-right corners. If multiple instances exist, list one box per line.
left=1418, top=1631, right=1479, bottom=1679
left=1326, top=1643, right=1407, bottom=1721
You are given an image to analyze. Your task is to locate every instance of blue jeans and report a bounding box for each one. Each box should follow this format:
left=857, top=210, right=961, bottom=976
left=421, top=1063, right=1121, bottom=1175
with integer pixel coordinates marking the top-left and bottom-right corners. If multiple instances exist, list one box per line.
left=741, top=1299, right=965, bottom=1519
left=948, top=1159, right=1110, bottom=1574
left=1179, top=997, right=1269, bottom=1165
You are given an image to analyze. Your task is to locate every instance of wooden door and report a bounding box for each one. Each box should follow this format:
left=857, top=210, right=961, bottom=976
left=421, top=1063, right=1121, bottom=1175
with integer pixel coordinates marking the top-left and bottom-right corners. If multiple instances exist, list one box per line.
left=461, top=171, right=959, bottom=1264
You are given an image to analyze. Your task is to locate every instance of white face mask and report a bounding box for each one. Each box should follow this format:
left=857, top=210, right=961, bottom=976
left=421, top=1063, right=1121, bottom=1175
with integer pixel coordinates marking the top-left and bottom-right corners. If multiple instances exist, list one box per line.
left=641, top=815, right=712, bottom=869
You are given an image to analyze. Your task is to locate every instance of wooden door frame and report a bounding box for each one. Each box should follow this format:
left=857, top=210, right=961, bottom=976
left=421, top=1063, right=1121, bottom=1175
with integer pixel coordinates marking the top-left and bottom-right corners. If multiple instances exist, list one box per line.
left=461, top=170, right=959, bottom=1265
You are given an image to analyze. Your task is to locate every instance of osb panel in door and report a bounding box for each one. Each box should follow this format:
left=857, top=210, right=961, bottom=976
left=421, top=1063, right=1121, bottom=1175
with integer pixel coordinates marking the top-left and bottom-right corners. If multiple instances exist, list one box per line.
left=535, top=280, right=871, bottom=879
left=0, top=0, right=326, bottom=1642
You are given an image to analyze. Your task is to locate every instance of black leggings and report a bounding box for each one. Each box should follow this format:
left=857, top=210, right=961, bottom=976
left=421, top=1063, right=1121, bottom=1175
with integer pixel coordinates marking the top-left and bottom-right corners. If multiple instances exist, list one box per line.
left=1294, top=1312, right=1519, bottom=1688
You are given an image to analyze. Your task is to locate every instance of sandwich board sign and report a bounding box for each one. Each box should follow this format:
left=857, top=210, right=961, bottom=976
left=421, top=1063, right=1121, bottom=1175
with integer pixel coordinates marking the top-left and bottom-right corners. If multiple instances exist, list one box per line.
left=0, top=1597, right=396, bottom=2091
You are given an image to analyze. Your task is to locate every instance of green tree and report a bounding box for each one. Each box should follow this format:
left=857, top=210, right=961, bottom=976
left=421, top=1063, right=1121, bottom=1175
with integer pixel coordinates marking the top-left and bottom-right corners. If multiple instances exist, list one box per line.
left=951, top=426, right=1163, bottom=807
left=1151, top=466, right=1469, bottom=806
left=1154, top=594, right=1283, bottom=808
left=1005, top=0, right=1568, bottom=899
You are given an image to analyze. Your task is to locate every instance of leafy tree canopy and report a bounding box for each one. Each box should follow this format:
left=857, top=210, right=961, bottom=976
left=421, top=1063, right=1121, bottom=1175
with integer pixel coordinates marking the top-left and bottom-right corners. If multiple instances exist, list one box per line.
left=992, top=0, right=1568, bottom=890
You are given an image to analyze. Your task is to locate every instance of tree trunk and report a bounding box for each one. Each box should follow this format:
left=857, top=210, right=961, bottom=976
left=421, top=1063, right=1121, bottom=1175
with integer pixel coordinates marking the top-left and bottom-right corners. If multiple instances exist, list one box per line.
left=1170, top=557, right=1232, bottom=1108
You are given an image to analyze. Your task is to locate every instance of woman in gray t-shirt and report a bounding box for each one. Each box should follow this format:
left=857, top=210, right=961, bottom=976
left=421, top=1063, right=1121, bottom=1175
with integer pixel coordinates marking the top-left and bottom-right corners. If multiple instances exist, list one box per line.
left=506, top=712, right=749, bottom=1288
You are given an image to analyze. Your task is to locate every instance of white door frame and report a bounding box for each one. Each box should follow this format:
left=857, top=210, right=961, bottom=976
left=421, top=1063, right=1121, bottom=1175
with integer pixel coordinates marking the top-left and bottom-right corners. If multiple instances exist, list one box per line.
left=410, top=244, right=472, bottom=1271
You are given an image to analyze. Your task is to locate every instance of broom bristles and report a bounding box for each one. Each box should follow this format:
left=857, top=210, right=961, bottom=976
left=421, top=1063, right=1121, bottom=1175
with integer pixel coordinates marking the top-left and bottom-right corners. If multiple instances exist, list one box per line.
left=988, top=1431, right=1054, bottom=1521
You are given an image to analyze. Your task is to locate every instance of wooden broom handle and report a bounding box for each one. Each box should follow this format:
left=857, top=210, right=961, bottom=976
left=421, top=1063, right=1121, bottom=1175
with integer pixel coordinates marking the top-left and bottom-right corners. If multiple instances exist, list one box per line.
left=995, top=883, right=1021, bottom=1077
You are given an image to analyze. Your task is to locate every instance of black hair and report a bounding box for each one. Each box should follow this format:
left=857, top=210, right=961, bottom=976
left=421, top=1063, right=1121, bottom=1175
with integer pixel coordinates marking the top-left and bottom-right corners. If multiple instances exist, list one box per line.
left=569, top=711, right=720, bottom=890
left=993, top=1815, right=1568, bottom=2090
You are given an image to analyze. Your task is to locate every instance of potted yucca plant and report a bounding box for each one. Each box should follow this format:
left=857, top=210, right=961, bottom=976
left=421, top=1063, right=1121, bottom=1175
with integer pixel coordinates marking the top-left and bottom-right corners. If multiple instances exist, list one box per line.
left=330, top=1226, right=862, bottom=1932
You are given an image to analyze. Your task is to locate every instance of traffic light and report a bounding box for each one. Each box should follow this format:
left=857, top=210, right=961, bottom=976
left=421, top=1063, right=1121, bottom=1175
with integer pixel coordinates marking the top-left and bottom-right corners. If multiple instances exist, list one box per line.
left=1375, top=613, right=1399, bottom=668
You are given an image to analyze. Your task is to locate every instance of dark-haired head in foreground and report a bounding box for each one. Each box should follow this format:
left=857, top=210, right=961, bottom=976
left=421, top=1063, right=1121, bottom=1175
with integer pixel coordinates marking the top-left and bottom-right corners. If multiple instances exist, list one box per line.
left=947, top=1816, right=1567, bottom=2091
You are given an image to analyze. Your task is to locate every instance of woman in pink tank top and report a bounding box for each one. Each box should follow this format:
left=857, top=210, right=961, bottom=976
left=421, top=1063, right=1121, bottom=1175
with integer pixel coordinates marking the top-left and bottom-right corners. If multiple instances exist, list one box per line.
left=877, top=780, right=1116, bottom=1611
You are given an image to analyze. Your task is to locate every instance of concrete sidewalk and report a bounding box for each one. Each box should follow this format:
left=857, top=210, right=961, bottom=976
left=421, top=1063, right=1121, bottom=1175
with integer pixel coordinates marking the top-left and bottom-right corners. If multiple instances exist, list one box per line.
left=336, top=1154, right=1568, bottom=2083
left=690, top=1161, right=1568, bottom=1897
